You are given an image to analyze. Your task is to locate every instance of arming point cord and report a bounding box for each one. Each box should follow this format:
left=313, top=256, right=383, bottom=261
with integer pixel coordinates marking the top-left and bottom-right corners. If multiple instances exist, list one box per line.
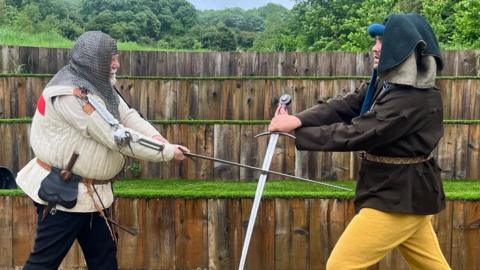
left=92, top=184, right=137, bottom=236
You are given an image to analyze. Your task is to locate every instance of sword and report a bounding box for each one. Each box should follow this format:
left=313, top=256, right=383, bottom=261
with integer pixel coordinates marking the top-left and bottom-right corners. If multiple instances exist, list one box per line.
left=238, top=94, right=292, bottom=270
left=182, top=151, right=351, bottom=191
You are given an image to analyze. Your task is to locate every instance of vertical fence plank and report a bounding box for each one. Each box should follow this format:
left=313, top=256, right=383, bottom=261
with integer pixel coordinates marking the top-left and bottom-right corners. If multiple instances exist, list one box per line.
left=432, top=201, right=454, bottom=265
left=144, top=198, right=176, bottom=269
left=242, top=198, right=275, bottom=270
left=208, top=199, right=231, bottom=270
left=282, top=199, right=309, bottom=270
left=377, top=249, right=409, bottom=270
left=220, top=80, right=242, bottom=120
left=0, top=196, right=12, bottom=268
left=247, top=80, right=267, bottom=120
left=438, top=125, right=469, bottom=179
left=316, top=52, right=333, bottom=76
left=468, top=125, right=480, bottom=179
left=0, top=124, right=14, bottom=170
left=437, top=79, right=452, bottom=119
left=0, top=78, right=5, bottom=118
left=356, top=51, right=372, bottom=76
left=187, top=124, right=214, bottom=180
left=60, top=241, right=85, bottom=269
left=115, top=198, right=146, bottom=269
left=440, top=51, right=459, bottom=76
left=175, top=80, right=189, bottom=119
left=11, top=197, right=36, bottom=267
left=175, top=199, right=208, bottom=269
left=451, top=201, right=480, bottom=270
left=274, top=198, right=292, bottom=270
left=239, top=125, right=264, bottom=180
left=228, top=199, right=243, bottom=269
left=214, top=125, right=240, bottom=180
left=458, top=50, right=479, bottom=76
left=308, top=199, right=346, bottom=270
left=473, top=80, right=480, bottom=119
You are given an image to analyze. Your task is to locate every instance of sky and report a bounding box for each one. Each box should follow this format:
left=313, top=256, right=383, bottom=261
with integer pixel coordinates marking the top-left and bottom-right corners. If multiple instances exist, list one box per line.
left=186, top=0, right=294, bottom=10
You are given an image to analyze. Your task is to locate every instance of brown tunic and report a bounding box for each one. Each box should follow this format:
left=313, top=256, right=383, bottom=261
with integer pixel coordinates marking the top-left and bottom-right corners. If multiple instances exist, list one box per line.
left=294, top=82, right=445, bottom=215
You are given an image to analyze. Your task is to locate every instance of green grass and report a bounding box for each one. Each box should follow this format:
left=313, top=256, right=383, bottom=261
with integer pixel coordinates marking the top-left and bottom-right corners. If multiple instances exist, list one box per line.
left=441, top=180, right=480, bottom=200
left=1, top=179, right=480, bottom=200
left=0, top=27, right=208, bottom=52
left=0, top=28, right=73, bottom=48
left=113, top=179, right=354, bottom=199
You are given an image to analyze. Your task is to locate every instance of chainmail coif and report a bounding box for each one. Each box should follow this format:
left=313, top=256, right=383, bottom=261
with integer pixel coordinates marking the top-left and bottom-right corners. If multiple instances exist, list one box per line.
left=47, top=31, right=120, bottom=120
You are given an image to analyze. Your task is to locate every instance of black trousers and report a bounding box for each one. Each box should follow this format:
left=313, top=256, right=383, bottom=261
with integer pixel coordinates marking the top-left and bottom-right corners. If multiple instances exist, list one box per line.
left=23, top=203, right=118, bottom=270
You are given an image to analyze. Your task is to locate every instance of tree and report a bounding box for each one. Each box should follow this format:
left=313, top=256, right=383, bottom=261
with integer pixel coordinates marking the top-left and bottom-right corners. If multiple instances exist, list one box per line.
left=0, top=0, right=16, bottom=26
left=340, top=0, right=396, bottom=51
left=452, top=0, right=480, bottom=48
left=14, top=2, right=42, bottom=32
left=252, top=9, right=293, bottom=51
left=199, top=25, right=237, bottom=51
left=421, top=0, right=456, bottom=46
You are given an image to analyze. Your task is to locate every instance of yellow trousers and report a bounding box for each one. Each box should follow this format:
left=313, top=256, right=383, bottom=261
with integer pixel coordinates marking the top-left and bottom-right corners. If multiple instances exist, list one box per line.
left=326, top=208, right=451, bottom=270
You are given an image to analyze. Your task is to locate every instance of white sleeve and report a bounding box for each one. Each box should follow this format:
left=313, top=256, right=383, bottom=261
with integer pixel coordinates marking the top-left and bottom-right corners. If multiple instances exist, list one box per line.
left=52, top=95, right=175, bottom=162
left=118, top=98, right=161, bottom=138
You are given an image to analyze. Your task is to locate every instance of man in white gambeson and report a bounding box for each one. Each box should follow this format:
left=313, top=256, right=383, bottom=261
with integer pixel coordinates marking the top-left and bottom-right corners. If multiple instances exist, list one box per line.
left=16, top=31, right=188, bottom=270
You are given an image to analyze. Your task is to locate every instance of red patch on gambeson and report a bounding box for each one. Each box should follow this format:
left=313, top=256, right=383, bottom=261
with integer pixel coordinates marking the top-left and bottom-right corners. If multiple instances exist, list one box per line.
left=37, top=95, right=46, bottom=116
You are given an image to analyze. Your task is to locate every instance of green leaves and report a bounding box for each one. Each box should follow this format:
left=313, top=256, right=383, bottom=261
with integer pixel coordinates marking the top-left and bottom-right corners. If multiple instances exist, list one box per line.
left=3, top=0, right=480, bottom=51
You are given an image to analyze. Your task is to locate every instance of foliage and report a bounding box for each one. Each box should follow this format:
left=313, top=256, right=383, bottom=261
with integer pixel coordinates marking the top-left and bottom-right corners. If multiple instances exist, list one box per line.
left=252, top=4, right=293, bottom=51
left=421, top=0, right=456, bottom=46
left=2, top=0, right=480, bottom=51
left=126, top=160, right=142, bottom=178
left=451, top=0, right=480, bottom=48
left=80, top=0, right=197, bottom=42
left=197, top=25, right=237, bottom=51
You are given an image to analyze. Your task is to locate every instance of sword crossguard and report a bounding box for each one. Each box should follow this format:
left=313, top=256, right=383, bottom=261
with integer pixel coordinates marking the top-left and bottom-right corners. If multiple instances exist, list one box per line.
left=254, top=131, right=296, bottom=139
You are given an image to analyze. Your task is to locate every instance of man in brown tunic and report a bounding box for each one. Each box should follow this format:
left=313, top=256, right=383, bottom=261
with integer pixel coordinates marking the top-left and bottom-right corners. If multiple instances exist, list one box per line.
left=269, top=13, right=451, bottom=269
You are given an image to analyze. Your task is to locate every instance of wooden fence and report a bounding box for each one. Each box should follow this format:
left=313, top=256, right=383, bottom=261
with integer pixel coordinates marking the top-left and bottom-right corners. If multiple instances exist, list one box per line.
left=1, top=46, right=479, bottom=76
left=0, top=196, right=478, bottom=270
left=0, top=77, right=479, bottom=120
left=1, top=123, right=478, bottom=181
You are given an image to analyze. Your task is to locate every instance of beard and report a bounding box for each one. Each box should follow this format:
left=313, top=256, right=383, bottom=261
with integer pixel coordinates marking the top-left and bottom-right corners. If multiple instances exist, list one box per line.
left=110, top=72, right=117, bottom=85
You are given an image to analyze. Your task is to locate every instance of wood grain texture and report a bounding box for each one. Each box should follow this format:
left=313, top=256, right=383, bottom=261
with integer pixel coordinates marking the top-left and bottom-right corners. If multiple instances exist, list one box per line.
left=0, top=197, right=477, bottom=269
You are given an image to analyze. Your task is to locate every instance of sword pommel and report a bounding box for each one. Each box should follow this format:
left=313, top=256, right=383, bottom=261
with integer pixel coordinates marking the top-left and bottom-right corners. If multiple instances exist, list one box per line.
left=278, top=94, right=292, bottom=107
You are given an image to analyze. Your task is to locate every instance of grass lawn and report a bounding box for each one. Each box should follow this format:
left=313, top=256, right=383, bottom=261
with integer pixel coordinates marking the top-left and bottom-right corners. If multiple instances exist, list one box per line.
left=1, top=179, right=479, bottom=200
left=0, top=27, right=205, bottom=52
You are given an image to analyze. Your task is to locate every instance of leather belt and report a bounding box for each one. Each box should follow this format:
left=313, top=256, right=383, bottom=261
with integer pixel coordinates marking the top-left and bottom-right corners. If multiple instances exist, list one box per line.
left=36, top=159, right=113, bottom=185
left=357, top=152, right=432, bottom=165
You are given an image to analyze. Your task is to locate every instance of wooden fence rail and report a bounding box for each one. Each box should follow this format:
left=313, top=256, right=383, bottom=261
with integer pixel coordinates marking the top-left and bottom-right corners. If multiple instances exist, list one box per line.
left=1, top=123, right=478, bottom=181
left=0, top=196, right=478, bottom=270
left=0, top=77, right=479, bottom=120
left=1, top=46, right=479, bottom=77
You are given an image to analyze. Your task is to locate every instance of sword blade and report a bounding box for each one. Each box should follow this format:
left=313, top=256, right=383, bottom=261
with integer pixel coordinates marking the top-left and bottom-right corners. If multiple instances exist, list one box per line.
left=183, top=152, right=351, bottom=191
left=238, top=134, right=279, bottom=270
